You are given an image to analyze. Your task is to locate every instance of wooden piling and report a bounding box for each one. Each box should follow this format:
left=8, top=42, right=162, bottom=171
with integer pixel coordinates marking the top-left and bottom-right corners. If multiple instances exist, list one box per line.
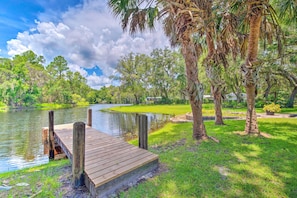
left=138, top=114, right=148, bottom=150
left=87, top=108, right=92, bottom=127
left=72, top=122, right=86, bottom=188
left=42, top=128, right=49, bottom=155
left=49, top=111, right=55, bottom=160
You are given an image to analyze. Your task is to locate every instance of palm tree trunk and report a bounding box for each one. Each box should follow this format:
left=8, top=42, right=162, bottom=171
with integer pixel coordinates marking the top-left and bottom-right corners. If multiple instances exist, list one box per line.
left=204, top=2, right=224, bottom=125
left=181, top=38, right=207, bottom=140
left=242, top=4, right=262, bottom=134
left=212, top=85, right=224, bottom=125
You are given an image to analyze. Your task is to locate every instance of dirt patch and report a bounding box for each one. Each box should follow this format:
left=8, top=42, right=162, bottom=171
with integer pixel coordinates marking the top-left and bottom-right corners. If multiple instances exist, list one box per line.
left=55, top=165, right=91, bottom=198
left=55, top=162, right=168, bottom=197
left=151, top=138, right=187, bottom=153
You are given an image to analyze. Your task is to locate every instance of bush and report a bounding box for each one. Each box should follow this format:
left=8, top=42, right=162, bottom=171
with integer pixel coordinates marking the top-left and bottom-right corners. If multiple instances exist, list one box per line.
left=263, top=103, right=281, bottom=113
left=255, top=98, right=265, bottom=108
left=223, top=101, right=246, bottom=108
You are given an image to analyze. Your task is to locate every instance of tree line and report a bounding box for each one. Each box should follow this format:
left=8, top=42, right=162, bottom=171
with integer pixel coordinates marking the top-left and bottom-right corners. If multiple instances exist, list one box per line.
left=0, top=50, right=91, bottom=108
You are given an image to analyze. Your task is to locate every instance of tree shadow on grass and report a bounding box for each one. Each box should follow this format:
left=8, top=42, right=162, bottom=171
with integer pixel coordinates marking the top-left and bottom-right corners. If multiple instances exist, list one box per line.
left=125, top=119, right=297, bottom=197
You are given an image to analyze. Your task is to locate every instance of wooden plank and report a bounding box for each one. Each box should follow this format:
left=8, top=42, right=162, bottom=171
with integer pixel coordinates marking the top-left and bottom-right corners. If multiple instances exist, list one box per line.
left=93, top=154, right=158, bottom=187
left=85, top=143, right=137, bottom=163
left=89, top=151, right=156, bottom=182
left=85, top=146, right=144, bottom=173
left=52, top=123, right=159, bottom=197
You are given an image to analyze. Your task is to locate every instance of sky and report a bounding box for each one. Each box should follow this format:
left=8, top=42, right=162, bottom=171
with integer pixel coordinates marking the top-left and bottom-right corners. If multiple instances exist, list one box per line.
left=0, top=0, right=169, bottom=89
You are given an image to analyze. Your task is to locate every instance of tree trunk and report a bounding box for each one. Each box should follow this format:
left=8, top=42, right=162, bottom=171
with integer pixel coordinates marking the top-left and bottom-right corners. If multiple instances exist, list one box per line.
left=245, top=84, right=259, bottom=133
left=134, top=94, right=139, bottom=104
left=286, top=86, right=297, bottom=108
left=181, top=38, right=207, bottom=140
left=212, top=85, right=224, bottom=125
left=204, top=3, right=224, bottom=125
left=242, top=3, right=262, bottom=134
left=263, top=73, right=274, bottom=101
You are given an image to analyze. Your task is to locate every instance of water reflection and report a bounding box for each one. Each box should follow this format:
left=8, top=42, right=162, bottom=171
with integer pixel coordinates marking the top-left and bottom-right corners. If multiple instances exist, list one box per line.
left=0, top=104, right=170, bottom=173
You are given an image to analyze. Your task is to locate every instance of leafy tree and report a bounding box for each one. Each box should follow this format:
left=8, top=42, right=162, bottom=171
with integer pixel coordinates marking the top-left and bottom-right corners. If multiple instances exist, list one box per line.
left=113, top=53, right=147, bottom=104
left=229, top=0, right=283, bottom=134
left=109, top=0, right=210, bottom=140
left=47, top=56, right=69, bottom=79
left=148, top=48, right=185, bottom=102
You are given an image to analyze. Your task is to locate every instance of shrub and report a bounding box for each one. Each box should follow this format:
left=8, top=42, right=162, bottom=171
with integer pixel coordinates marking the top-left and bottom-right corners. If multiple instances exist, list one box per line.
left=263, top=103, right=281, bottom=113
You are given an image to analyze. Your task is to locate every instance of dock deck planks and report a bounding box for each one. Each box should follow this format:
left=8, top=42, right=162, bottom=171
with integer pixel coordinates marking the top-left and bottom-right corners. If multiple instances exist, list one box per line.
left=52, top=124, right=158, bottom=197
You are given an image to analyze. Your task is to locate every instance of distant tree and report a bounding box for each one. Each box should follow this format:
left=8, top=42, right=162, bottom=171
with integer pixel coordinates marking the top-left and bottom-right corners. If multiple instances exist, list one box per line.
left=47, top=56, right=69, bottom=79
left=148, top=48, right=185, bottom=102
left=113, top=53, right=147, bottom=104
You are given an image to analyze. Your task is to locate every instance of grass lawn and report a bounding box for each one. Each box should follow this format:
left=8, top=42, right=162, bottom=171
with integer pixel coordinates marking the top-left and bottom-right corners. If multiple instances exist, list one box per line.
left=1, top=104, right=296, bottom=197
left=109, top=103, right=297, bottom=117
left=109, top=104, right=192, bottom=115
left=123, top=118, right=297, bottom=198
left=0, top=160, right=70, bottom=197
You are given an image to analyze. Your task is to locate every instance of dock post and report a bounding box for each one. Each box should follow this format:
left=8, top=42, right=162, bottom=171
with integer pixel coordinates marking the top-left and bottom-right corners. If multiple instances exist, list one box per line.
left=138, top=114, right=148, bottom=150
left=72, top=122, right=86, bottom=188
left=87, top=108, right=92, bottom=127
left=49, top=110, right=55, bottom=160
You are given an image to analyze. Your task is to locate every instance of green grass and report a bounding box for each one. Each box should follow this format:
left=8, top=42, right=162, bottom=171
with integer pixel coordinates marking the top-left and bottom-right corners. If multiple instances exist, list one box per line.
left=1, top=104, right=296, bottom=197
left=0, top=160, right=70, bottom=197
left=35, top=103, right=73, bottom=110
left=109, top=103, right=297, bottom=117
left=109, top=104, right=192, bottom=115
left=121, top=118, right=297, bottom=198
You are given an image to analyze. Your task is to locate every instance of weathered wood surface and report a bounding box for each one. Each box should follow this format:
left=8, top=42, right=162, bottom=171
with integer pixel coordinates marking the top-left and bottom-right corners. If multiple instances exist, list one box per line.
left=48, top=111, right=55, bottom=160
left=87, top=108, right=92, bottom=127
left=72, top=122, right=86, bottom=188
left=52, top=123, right=158, bottom=197
left=138, top=114, right=148, bottom=150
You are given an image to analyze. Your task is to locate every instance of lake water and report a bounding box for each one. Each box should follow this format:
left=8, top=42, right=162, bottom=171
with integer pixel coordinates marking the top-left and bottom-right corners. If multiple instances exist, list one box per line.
left=0, top=104, right=170, bottom=173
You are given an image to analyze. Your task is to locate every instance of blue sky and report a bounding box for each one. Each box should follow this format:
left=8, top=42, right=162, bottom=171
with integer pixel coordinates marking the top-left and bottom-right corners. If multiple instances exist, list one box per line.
left=0, top=0, right=168, bottom=89
left=0, top=0, right=82, bottom=54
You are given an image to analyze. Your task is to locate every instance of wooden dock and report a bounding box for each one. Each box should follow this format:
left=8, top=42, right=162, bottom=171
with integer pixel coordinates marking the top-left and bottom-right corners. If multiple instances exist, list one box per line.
left=47, top=123, right=158, bottom=197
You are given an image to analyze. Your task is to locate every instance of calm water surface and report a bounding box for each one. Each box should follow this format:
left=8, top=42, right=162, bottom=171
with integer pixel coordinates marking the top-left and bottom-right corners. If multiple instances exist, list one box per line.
left=0, top=104, right=170, bottom=173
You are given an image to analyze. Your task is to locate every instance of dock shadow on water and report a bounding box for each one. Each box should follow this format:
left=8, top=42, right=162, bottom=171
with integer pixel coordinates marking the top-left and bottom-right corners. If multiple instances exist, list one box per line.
left=105, top=112, right=170, bottom=141
left=0, top=104, right=170, bottom=173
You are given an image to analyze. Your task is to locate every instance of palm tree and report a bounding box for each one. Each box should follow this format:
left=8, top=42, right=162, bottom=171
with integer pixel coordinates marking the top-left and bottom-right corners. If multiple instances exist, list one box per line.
left=203, top=0, right=230, bottom=125
left=231, top=0, right=281, bottom=134
left=108, top=0, right=208, bottom=140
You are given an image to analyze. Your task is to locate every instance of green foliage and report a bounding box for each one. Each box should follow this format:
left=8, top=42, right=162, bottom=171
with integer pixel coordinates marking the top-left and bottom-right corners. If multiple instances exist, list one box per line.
left=0, top=51, right=91, bottom=108
left=223, top=100, right=247, bottom=108
left=112, top=48, right=186, bottom=104
left=263, top=102, right=281, bottom=113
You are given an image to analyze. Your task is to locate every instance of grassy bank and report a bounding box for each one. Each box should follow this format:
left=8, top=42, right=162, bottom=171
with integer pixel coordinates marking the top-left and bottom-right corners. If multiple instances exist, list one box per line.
left=0, top=160, right=71, bottom=197
left=1, top=104, right=296, bottom=197
left=36, top=102, right=89, bottom=110
left=109, top=103, right=297, bottom=117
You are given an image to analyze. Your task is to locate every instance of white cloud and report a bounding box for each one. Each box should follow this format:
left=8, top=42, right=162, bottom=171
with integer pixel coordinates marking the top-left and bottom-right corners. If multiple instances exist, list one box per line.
left=87, top=74, right=112, bottom=90
left=6, top=0, right=169, bottom=89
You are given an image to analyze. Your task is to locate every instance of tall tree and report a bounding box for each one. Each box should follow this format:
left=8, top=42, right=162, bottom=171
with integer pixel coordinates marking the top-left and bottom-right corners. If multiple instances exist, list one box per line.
left=113, top=53, right=147, bottom=104
left=148, top=48, right=185, bottom=101
left=47, top=56, right=69, bottom=79
left=109, top=0, right=209, bottom=140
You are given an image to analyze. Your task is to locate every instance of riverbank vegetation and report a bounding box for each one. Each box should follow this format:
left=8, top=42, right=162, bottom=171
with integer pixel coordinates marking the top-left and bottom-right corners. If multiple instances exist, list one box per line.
left=0, top=51, right=91, bottom=110
left=1, top=116, right=296, bottom=197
